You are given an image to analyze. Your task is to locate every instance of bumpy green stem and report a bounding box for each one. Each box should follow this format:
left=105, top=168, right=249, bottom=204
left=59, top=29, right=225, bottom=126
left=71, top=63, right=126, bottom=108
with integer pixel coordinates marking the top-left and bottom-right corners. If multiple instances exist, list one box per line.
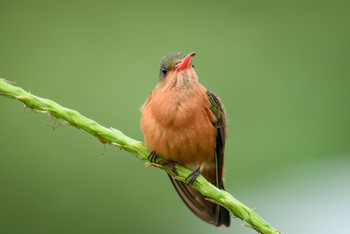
left=0, top=79, right=279, bottom=234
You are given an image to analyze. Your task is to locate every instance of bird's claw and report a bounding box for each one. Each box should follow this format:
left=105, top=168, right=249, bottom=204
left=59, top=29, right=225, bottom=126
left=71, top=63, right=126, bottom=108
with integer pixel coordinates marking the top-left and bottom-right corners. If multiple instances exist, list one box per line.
left=158, top=160, right=178, bottom=176
left=148, top=152, right=178, bottom=176
left=185, top=167, right=201, bottom=185
left=148, top=151, right=158, bottom=163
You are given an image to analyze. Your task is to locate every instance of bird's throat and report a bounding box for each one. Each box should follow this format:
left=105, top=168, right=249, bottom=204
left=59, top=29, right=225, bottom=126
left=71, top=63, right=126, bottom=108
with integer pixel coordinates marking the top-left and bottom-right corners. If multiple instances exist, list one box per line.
left=162, top=69, right=198, bottom=90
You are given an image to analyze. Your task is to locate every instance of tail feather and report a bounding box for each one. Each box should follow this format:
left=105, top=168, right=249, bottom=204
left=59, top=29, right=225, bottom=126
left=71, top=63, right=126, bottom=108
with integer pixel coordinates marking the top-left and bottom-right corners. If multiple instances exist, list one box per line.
left=168, top=174, right=230, bottom=227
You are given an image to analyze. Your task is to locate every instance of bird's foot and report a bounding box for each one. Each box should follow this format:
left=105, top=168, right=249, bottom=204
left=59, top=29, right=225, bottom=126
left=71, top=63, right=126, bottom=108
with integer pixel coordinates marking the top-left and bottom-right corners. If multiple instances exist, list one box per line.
left=158, top=160, right=178, bottom=176
left=148, top=151, right=178, bottom=175
left=148, top=151, right=158, bottom=163
left=185, top=167, right=201, bottom=185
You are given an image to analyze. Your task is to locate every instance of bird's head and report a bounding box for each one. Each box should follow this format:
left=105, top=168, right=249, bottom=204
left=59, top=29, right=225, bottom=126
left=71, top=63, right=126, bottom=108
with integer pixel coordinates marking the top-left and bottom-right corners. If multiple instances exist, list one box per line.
left=158, top=52, right=197, bottom=88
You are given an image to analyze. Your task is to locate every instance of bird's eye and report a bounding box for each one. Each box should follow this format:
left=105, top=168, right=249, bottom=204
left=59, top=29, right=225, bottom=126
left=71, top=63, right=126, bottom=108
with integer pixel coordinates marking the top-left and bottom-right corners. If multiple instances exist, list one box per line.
left=192, top=64, right=195, bottom=68
left=161, top=68, right=167, bottom=75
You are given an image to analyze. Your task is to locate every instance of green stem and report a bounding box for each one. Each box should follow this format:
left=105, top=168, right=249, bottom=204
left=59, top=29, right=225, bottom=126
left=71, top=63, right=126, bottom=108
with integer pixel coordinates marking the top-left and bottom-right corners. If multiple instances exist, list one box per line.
left=0, top=78, right=279, bottom=234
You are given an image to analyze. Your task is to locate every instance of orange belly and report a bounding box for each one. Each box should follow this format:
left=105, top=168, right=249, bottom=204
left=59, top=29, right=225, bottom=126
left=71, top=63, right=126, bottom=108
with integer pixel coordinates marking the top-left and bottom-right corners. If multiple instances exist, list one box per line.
left=141, top=85, right=216, bottom=166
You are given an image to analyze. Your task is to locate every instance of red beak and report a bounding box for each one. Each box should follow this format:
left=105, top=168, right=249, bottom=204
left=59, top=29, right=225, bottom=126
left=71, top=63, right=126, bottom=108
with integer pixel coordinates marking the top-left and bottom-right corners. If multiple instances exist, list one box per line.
left=175, top=52, right=196, bottom=70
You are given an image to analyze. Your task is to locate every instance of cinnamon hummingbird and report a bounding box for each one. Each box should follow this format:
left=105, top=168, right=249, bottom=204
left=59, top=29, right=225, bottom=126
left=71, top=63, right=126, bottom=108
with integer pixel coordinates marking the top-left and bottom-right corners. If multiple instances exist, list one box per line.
left=140, top=52, right=230, bottom=227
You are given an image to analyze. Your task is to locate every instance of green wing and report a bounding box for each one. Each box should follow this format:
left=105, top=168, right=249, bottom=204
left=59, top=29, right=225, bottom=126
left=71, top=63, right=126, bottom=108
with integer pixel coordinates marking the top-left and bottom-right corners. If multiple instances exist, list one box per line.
left=206, top=89, right=230, bottom=226
left=206, top=89, right=227, bottom=189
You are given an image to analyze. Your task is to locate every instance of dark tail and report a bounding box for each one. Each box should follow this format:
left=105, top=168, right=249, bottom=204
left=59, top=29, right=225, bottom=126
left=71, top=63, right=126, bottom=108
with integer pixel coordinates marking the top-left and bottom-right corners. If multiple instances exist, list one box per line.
left=168, top=174, right=230, bottom=227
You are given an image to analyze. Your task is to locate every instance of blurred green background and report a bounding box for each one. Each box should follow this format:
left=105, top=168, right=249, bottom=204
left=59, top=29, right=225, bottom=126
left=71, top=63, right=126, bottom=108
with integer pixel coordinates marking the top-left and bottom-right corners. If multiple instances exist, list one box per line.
left=1, top=1, right=349, bottom=233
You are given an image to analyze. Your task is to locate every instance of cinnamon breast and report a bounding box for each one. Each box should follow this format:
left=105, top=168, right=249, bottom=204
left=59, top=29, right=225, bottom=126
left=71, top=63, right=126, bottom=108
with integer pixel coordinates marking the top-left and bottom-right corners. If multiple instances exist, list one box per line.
left=141, top=83, right=216, bottom=166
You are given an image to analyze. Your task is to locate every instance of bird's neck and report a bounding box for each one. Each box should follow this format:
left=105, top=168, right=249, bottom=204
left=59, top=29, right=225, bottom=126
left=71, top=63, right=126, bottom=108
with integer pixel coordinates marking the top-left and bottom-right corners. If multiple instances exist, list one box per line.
left=159, top=69, right=199, bottom=91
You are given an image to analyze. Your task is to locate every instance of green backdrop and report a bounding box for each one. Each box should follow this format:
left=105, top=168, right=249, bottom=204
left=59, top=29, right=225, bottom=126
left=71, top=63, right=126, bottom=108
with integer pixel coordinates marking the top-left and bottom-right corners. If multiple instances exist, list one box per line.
left=1, top=1, right=349, bottom=233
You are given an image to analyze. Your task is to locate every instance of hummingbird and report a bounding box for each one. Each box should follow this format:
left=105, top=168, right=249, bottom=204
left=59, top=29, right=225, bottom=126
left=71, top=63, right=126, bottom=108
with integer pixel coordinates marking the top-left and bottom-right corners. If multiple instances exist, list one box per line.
left=140, top=52, right=230, bottom=227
